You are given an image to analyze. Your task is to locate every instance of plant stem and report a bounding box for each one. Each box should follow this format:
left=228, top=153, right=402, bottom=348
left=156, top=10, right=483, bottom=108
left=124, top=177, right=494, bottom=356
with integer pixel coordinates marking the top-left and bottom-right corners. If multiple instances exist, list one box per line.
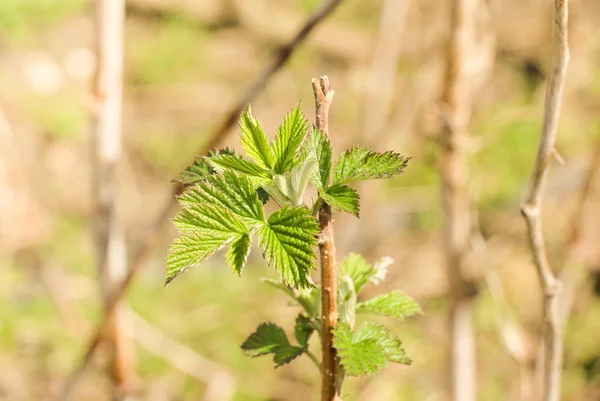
left=306, top=350, right=321, bottom=370
left=60, top=1, right=346, bottom=395
left=521, top=1, right=569, bottom=401
left=312, top=76, right=342, bottom=401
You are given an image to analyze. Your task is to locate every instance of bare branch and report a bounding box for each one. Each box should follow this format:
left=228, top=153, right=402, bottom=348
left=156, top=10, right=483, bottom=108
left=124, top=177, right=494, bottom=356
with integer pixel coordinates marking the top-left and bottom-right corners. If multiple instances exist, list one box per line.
left=312, top=76, right=342, bottom=401
left=438, top=0, right=494, bottom=399
left=520, top=1, right=569, bottom=401
left=90, top=0, right=136, bottom=397
left=60, top=1, right=345, bottom=397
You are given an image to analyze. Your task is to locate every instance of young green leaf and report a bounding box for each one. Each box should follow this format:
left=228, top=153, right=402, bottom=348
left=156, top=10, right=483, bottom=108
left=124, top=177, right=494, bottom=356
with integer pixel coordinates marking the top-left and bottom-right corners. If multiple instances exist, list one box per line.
left=333, top=146, right=408, bottom=185
left=258, top=207, right=320, bottom=288
left=338, top=275, right=357, bottom=329
left=333, top=323, right=387, bottom=376
left=166, top=232, right=236, bottom=285
left=262, top=175, right=294, bottom=207
left=240, top=106, right=275, bottom=169
left=272, top=105, right=308, bottom=174
left=289, top=158, right=316, bottom=203
left=294, top=314, right=315, bottom=347
left=178, top=170, right=264, bottom=225
left=338, top=253, right=374, bottom=294
left=207, top=154, right=272, bottom=182
left=167, top=203, right=248, bottom=284
left=226, top=233, right=251, bottom=275
left=320, top=184, right=360, bottom=217
left=241, top=323, right=305, bottom=367
left=173, top=148, right=235, bottom=185
left=369, top=256, right=392, bottom=286
left=357, top=291, right=422, bottom=320
left=338, top=253, right=394, bottom=294
left=173, top=157, right=212, bottom=186
left=353, top=322, right=411, bottom=365
left=302, top=128, right=332, bottom=189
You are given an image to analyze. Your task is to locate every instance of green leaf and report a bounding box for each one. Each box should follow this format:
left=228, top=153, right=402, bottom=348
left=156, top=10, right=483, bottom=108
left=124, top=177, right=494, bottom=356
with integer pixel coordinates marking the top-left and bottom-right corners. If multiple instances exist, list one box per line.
left=312, top=129, right=332, bottom=189
left=338, top=253, right=392, bottom=294
left=241, top=323, right=305, bottom=367
left=298, top=128, right=333, bottom=189
left=166, top=232, right=235, bottom=285
left=272, top=105, right=308, bottom=174
left=173, top=148, right=235, bottom=185
left=167, top=203, right=247, bottom=283
left=263, top=159, right=316, bottom=207
left=338, top=275, right=357, bottom=329
left=208, top=154, right=272, bottom=182
left=289, top=158, right=316, bottom=203
left=339, top=253, right=371, bottom=294
left=354, top=323, right=411, bottom=365
left=258, top=207, right=319, bottom=288
left=239, top=105, right=275, bottom=169
left=294, top=314, right=314, bottom=347
left=320, top=184, right=360, bottom=217
left=173, top=157, right=212, bottom=185
left=172, top=203, right=247, bottom=235
left=262, top=175, right=294, bottom=207
left=333, top=323, right=386, bottom=376
left=226, top=233, right=251, bottom=275
left=256, top=187, right=270, bottom=204
left=333, top=146, right=408, bottom=185
left=178, top=170, right=264, bottom=225
left=369, top=256, right=392, bottom=286
left=167, top=169, right=263, bottom=284
left=357, top=291, right=422, bottom=320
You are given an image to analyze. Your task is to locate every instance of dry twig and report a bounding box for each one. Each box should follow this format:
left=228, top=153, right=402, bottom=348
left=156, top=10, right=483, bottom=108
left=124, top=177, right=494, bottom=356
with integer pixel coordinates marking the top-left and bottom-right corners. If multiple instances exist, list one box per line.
left=438, top=0, right=492, bottom=399
left=60, top=1, right=345, bottom=397
left=90, top=0, right=136, bottom=398
left=520, top=1, right=569, bottom=401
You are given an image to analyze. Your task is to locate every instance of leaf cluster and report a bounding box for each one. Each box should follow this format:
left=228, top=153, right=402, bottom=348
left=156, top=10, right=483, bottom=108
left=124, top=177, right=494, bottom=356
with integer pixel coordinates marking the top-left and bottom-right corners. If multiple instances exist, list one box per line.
left=167, top=104, right=408, bottom=289
left=241, top=254, right=421, bottom=374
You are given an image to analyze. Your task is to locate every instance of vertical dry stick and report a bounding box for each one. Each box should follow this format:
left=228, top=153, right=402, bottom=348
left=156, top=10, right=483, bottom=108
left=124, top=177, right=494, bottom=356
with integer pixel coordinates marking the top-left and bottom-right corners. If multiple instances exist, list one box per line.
left=312, top=76, right=342, bottom=401
left=520, top=1, right=569, bottom=401
left=438, top=0, right=486, bottom=400
left=92, top=0, right=135, bottom=397
left=60, top=1, right=345, bottom=397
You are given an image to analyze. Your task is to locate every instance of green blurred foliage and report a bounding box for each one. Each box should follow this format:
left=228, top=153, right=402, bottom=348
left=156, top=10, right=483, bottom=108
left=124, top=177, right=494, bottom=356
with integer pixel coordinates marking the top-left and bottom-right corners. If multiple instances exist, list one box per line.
left=128, top=17, right=208, bottom=86
left=0, top=0, right=87, bottom=43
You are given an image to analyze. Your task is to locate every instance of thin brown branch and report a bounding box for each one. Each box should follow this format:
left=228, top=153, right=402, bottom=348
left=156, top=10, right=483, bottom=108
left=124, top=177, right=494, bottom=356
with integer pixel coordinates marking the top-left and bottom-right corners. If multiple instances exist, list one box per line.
left=60, top=1, right=345, bottom=398
left=520, top=1, right=569, bottom=401
left=313, top=76, right=341, bottom=401
left=438, top=0, right=491, bottom=400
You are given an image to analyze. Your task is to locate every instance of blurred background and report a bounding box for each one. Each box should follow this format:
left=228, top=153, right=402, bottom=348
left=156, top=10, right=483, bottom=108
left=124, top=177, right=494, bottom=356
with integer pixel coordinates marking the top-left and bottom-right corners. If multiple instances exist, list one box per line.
left=1, top=0, right=600, bottom=400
